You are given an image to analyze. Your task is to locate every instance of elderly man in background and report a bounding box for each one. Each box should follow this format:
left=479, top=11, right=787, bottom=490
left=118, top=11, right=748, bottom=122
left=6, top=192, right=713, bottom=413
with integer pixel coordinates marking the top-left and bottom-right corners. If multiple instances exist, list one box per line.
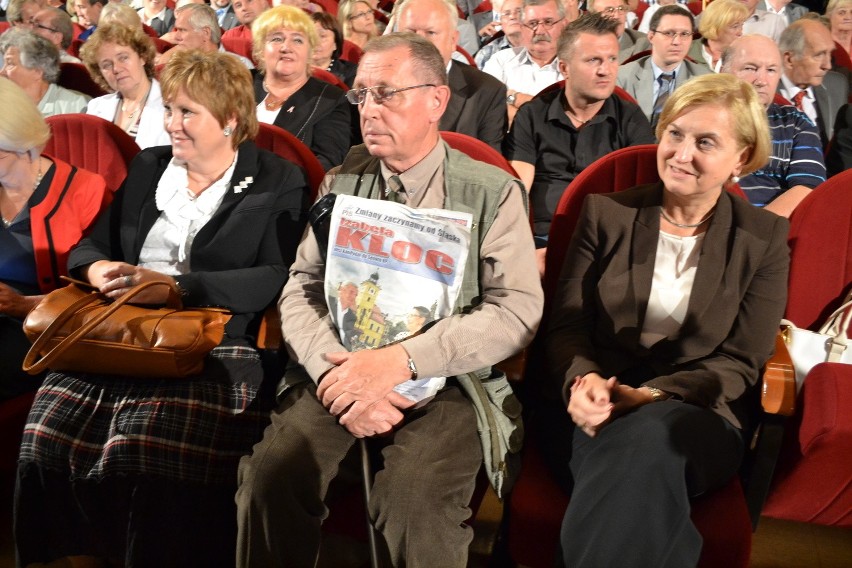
left=778, top=18, right=849, bottom=148
left=587, top=0, right=650, bottom=61
left=504, top=13, right=654, bottom=276
left=221, top=0, right=269, bottom=42
left=618, top=5, right=709, bottom=126
left=398, top=0, right=508, bottom=149
left=236, top=32, right=542, bottom=568
left=31, top=7, right=81, bottom=63
left=157, top=3, right=255, bottom=68
left=475, top=0, right=527, bottom=69
left=6, top=0, right=42, bottom=28
left=484, top=0, right=576, bottom=123
left=723, top=34, right=825, bottom=217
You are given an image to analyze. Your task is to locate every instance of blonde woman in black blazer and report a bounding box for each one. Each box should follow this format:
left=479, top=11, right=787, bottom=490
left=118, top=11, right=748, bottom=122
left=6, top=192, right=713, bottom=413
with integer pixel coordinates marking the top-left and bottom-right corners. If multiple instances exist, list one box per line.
left=544, top=74, right=790, bottom=567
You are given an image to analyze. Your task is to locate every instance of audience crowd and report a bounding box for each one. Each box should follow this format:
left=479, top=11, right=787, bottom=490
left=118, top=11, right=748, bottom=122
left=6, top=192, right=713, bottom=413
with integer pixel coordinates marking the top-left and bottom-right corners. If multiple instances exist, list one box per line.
left=0, top=0, right=850, bottom=565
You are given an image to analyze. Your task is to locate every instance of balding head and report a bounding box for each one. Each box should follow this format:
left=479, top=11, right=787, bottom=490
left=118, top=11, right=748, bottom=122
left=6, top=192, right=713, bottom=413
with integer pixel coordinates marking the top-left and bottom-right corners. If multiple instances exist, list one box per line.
left=397, top=0, right=459, bottom=65
left=722, top=34, right=782, bottom=106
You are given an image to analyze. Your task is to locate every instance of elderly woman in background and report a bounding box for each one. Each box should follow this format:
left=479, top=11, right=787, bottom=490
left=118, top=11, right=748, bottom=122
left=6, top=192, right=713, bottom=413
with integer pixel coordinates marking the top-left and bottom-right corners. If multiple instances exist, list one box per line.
left=338, top=0, right=377, bottom=49
left=81, top=23, right=171, bottom=149
left=689, top=0, right=749, bottom=71
left=0, top=77, right=108, bottom=401
left=99, top=1, right=146, bottom=29
left=0, top=28, right=90, bottom=116
left=14, top=49, right=310, bottom=566
left=543, top=73, right=788, bottom=566
left=827, top=0, right=852, bottom=59
left=311, top=10, right=358, bottom=87
left=253, top=5, right=352, bottom=170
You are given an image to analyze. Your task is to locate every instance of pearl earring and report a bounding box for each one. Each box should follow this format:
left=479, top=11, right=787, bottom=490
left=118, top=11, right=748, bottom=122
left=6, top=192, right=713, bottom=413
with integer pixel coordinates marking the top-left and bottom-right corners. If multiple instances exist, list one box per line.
left=223, top=126, right=233, bottom=137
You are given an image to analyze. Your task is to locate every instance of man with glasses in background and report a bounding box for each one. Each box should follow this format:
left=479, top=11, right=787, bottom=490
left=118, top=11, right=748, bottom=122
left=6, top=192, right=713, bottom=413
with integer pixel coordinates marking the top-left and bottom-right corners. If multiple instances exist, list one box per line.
left=236, top=32, right=542, bottom=568
left=588, top=0, right=651, bottom=60
left=504, top=13, right=654, bottom=277
left=617, top=5, right=709, bottom=125
left=484, top=0, right=577, bottom=123
left=475, top=0, right=528, bottom=69
left=30, top=7, right=81, bottom=63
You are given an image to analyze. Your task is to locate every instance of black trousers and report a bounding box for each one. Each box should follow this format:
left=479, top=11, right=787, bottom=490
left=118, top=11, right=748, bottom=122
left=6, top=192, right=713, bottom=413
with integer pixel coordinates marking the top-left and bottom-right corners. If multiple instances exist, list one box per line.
left=539, top=399, right=744, bottom=568
left=0, top=316, right=44, bottom=401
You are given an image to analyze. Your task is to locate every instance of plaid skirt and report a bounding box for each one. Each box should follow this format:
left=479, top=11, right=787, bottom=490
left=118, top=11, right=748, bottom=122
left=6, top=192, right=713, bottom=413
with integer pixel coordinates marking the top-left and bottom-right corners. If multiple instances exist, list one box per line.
left=18, top=343, right=272, bottom=485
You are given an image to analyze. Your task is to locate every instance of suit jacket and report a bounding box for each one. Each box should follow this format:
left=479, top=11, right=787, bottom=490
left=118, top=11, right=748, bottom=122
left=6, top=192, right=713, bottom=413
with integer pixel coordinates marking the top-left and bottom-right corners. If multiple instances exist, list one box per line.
left=219, top=5, right=239, bottom=31
left=617, top=56, right=711, bottom=121
left=546, top=183, right=789, bottom=431
left=141, top=7, right=175, bottom=37
left=826, top=103, right=852, bottom=177
left=756, top=1, right=808, bottom=23
left=814, top=71, right=849, bottom=147
left=618, top=28, right=651, bottom=63
left=253, top=74, right=352, bottom=170
left=327, top=296, right=359, bottom=349
left=68, top=141, right=310, bottom=340
left=439, top=61, right=507, bottom=151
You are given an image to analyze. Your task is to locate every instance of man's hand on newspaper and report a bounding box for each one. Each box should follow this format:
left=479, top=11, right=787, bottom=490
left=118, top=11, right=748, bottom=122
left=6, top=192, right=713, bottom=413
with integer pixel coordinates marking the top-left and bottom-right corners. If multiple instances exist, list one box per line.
left=318, top=344, right=413, bottom=418
left=339, top=393, right=415, bottom=437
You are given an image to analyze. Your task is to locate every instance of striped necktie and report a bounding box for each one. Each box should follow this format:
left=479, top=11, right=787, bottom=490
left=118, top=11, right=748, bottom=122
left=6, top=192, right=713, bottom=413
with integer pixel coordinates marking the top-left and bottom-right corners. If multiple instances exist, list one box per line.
left=651, top=72, right=675, bottom=128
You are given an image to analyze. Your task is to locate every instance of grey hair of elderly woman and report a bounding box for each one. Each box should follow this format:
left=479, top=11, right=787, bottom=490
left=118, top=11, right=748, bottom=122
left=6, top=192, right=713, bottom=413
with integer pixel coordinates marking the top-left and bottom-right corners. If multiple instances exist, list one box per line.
left=0, top=28, right=62, bottom=84
left=0, top=77, right=51, bottom=160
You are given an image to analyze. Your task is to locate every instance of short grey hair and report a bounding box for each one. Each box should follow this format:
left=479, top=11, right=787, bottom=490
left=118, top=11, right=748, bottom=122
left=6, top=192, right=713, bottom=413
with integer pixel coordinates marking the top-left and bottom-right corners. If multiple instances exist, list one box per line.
left=397, top=0, right=458, bottom=31
left=6, top=0, right=40, bottom=25
left=0, top=28, right=61, bottom=84
left=523, top=0, right=566, bottom=19
left=778, top=19, right=812, bottom=58
left=362, top=32, right=448, bottom=86
left=177, top=3, right=223, bottom=45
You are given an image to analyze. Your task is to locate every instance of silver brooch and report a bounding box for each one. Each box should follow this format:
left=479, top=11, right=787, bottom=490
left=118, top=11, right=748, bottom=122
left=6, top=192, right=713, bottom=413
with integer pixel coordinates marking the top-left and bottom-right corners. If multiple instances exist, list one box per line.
left=233, top=176, right=254, bottom=194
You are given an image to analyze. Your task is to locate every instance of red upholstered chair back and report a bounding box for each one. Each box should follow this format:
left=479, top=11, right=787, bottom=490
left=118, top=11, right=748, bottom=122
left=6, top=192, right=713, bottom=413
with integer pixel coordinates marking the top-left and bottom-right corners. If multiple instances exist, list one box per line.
left=455, top=44, right=476, bottom=66
left=784, top=169, right=852, bottom=333
left=222, top=36, right=254, bottom=63
left=621, top=48, right=651, bottom=65
left=44, top=114, right=141, bottom=193
left=313, top=0, right=338, bottom=15
left=340, top=39, right=363, bottom=64
left=58, top=62, right=108, bottom=98
left=254, top=123, right=325, bottom=202
left=0, top=21, right=10, bottom=34
left=311, top=67, right=350, bottom=90
left=439, top=131, right=518, bottom=177
left=543, top=144, right=659, bottom=303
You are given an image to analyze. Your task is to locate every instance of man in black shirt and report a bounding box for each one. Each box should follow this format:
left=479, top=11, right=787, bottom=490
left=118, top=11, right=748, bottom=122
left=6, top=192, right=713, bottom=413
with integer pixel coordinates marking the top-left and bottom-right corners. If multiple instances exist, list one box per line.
left=504, top=13, right=654, bottom=275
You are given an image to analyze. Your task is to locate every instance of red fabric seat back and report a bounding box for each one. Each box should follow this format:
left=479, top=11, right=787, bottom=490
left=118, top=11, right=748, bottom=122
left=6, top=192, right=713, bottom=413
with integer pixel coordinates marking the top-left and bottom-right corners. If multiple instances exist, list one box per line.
left=222, top=36, right=254, bottom=62
left=313, top=0, right=338, bottom=15
left=254, top=123, right=326, bottom=201
left=439, top=131, right=518, bottom=177
left=44, top=114, right=141, bottom=193
left=340, top=40, right=363, bottom=64
left=58, top=62, right=108, bottom=99
left=785, top=169, right=852, bottom=332
left=311, top=67, right=350, bottom=90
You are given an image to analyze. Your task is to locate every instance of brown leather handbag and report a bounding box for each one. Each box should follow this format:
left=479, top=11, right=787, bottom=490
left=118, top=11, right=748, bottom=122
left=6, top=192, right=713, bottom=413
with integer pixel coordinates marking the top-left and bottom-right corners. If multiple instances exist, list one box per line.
left=22, top=279, right=231, bottom=378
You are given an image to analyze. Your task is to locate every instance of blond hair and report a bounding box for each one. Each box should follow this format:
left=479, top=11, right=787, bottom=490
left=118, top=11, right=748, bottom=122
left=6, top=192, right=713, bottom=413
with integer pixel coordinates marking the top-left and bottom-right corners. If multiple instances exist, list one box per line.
left=698, top=0, right=749, bottom=41
left=0, top=77, right=51, bottom=159
left=251, top=5, right=318, bottom=74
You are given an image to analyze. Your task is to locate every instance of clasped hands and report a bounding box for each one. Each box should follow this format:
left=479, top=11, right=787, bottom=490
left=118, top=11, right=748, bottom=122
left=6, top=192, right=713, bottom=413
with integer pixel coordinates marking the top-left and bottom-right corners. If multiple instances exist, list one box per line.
left=567, top=373, right=655, bottom=437
left=317, top=344, right=415, bottom=438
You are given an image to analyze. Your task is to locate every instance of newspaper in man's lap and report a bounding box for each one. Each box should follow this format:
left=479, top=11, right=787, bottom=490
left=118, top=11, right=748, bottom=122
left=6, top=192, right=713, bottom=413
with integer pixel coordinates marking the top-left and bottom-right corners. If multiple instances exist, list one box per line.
left=324, top=195, right=473, bottom=404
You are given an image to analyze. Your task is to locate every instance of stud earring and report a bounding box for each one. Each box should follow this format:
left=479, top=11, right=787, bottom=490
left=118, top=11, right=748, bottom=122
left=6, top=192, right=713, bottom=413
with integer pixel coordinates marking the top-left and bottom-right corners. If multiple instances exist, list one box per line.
left=223, top=126, right=233, bottom=137
left=731, top=175, right=740, bottom=184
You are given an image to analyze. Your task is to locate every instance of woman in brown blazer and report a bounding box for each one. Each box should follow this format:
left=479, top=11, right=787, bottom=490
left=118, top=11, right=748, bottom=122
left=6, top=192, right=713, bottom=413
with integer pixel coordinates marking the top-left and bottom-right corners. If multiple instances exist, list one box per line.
left=545, top=74, right=790, bottom=567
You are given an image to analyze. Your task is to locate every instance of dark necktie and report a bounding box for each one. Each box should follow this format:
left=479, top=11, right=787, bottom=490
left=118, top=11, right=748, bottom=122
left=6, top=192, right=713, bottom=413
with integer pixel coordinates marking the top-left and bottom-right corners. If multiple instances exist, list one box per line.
left=651, top=72, right=675, bottom=129
left=387, top=175, right=405, bottom=203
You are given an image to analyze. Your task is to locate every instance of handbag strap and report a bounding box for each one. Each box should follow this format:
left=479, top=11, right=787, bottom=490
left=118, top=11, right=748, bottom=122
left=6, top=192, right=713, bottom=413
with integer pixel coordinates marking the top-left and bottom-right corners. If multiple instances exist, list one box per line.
left=22, top=281, right=181, bottom=375
left=817, top=289, right=852, bottom=359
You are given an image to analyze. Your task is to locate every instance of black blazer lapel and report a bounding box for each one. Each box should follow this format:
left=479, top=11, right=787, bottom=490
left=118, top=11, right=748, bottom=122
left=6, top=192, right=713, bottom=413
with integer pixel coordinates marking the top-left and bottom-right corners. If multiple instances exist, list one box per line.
left=440, top=63, right=467, bottom=131
left=630, top=191, right=661, bottom=334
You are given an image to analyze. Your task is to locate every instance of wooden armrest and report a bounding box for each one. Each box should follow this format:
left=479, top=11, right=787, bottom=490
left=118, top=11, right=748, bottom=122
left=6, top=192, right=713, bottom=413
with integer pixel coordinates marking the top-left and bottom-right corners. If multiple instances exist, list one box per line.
left=495, top=348, right=527, bottom=383
left=762, top=330, right=796, bottom=416
left=256, top=306, right=282, bottom=351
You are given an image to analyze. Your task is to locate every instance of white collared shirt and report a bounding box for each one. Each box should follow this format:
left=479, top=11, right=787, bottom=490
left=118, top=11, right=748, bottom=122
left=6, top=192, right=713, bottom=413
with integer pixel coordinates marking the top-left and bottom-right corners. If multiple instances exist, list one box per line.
left=779, top=73, right=817, bottom=124
left=482, top=46, right=563, bottom=95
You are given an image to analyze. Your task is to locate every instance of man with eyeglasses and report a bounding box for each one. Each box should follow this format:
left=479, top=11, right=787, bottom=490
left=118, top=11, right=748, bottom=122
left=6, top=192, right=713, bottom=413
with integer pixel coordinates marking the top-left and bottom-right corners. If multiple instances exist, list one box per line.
left=587, top=0, right=651, bottom=61
left=30, top=7, right=81, bottom=64
left=483, top=0, right=578, bottom=123
left=475, top=0, right=528, bottom=69
left=504, top=13, right=654, bottom=276
left=5, top=0, right=41, bottom=29
left=617, top=5, right=709, bottom=125
left=236, top=32, right=542, bottom=568
left=722, top=34, right=825, bottom=217
left=398, top=0, right=508, bottom=150
left=221, top=0, right=269, bottom=43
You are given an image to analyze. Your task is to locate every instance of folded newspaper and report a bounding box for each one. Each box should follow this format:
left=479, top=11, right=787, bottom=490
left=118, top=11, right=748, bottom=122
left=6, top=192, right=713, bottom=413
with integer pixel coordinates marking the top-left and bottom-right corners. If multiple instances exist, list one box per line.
left=324, top=195, right=473, bottom=404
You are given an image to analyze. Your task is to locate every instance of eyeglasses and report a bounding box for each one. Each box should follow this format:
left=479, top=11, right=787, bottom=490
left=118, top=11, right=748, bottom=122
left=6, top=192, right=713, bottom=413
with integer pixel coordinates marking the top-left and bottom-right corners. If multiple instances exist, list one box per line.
left=346, top=84, right=436, bottom=105
left=598, top=5, right=627, bottom=15
left=522, top=17, right=564, bottom=30
left=349, top=10, right=373, bottom=20
left=30, top=20, right=59, bottom=33
left=652, top=29, right=693, bottom=40
left=500, top=8, right=522, bottom=19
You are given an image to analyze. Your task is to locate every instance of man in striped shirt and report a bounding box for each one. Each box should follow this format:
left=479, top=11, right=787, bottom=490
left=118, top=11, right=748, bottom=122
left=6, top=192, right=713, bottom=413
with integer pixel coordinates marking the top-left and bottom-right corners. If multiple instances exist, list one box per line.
left=722, top=34, right=825, bottom=217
